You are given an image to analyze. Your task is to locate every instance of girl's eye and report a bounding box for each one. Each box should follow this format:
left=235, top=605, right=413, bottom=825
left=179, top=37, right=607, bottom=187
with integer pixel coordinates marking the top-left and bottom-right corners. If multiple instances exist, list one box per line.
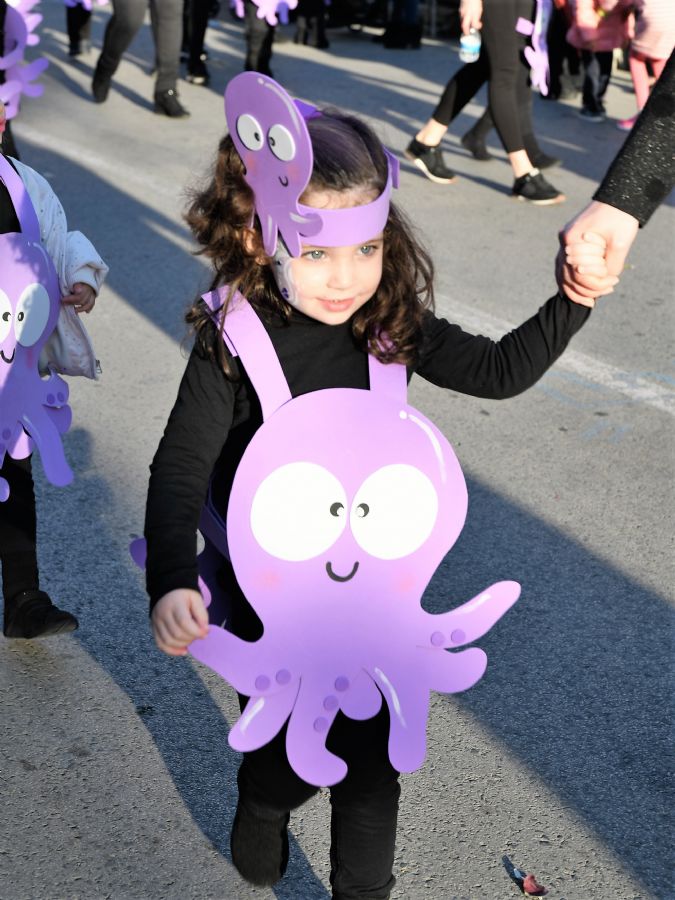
left=359, top=244, right=377, bottom=256
left=303, top=249, right=325, bottom=261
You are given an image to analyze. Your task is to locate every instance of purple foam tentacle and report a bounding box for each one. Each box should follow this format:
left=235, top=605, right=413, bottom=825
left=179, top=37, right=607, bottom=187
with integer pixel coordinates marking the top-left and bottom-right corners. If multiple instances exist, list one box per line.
left=419, top=580, right=520, bottom=650
left=20, top=408, right=73, bottom=487
left=339, top=670, right=382, bottom=720
left=425, top=646, right=488, bottom=694
left=285, top=679, right=347, bottom=786
left=368, top=667, right=430, bottom=773
left=190, top=625, right=290, bottom=698
left=229, top=683, right=299, bottom=751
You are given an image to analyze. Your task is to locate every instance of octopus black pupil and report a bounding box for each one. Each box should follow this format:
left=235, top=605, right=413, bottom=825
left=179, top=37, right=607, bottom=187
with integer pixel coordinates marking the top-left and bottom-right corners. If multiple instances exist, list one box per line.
left=18, top=313, right=23, bottom=321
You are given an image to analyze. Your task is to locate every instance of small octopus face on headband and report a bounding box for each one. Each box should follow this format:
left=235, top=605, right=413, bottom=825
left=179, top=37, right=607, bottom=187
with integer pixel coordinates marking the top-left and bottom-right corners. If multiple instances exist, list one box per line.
left=224, top=72, right=321, bottom=257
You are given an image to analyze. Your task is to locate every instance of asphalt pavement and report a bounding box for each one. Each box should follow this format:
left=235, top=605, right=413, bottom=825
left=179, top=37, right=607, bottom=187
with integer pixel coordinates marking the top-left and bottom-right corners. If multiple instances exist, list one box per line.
left=1, top=3, right=673, bottom=899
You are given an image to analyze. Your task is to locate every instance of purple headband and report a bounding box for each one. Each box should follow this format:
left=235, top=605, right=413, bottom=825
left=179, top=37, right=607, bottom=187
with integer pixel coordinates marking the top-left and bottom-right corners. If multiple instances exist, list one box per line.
left=224, top=72, right=399, bottom=257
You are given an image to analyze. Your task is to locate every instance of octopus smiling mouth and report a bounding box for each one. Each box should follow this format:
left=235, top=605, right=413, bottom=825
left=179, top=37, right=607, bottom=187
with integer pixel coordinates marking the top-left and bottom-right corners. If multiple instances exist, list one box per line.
left=0, top=348, right=15, bottom=364
left=279, top=175, right=289, bottom=187
left=326, top=561, right=359, bottom=583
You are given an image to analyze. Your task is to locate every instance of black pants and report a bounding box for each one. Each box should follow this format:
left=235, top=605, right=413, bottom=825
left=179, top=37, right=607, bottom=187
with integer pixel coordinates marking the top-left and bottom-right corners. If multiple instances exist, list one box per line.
left=0, top=456, right=39, bottom=603
left=244, top=0, right=274, bottom=75
left=215, top=558, right=399, bottom=899
left=96, top=0, right=183, bottom=93
left=238, top=705, right=400, bottom=899
left=580, top=50, right=613, bottom=114
left=432, top=0, right=535, bottom=153
left=182, top=0, right=210, bottom=69
left=66, top=4, right=92, bottom=49
left=547, top=5, right=579, bottom=96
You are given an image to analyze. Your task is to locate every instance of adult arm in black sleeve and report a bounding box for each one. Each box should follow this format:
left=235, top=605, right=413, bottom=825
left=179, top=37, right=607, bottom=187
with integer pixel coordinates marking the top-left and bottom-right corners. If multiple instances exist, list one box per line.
left=594, top=49, right=675, bottom=227
left=144, top=344, right=236, bottom=609
left=557, top=49, right=674, bottom=303
left=416, top=292, right=590, bottom=399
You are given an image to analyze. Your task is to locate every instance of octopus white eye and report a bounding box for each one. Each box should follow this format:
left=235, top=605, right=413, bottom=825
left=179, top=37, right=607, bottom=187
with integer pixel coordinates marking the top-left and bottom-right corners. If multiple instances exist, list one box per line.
left=0, top=290, right=11, bottom=343
left=236, top=114, right=264, bottom=151
left=250, top=462, right=347, bottom=561
left=267, top=124, right=295, bottom=162
left=14, top=283, right=51, bottom=348
left=351, top=465, right=438, bottom=560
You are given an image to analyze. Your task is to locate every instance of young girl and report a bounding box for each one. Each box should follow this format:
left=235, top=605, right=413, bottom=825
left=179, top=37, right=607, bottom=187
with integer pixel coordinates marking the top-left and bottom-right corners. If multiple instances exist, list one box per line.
left=566, top=0, right=634, bottom=121
left=144, top=75, right=614, bottom=897
left=0, top=98, right=108, bottom=638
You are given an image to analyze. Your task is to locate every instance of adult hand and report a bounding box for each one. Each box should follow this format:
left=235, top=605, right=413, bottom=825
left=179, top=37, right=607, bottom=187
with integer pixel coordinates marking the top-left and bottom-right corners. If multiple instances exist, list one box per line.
left=151, top=588, right=209, bottom=657
left=556, top=200, right=639, bottom=304
left=62, top=282, right=96, bottom=313
left=460, top=0, right=482, bottom=34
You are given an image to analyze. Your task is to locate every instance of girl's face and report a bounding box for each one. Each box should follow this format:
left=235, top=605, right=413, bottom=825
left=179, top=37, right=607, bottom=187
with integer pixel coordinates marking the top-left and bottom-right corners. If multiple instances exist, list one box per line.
left=277, top=187, right=384, bottom=326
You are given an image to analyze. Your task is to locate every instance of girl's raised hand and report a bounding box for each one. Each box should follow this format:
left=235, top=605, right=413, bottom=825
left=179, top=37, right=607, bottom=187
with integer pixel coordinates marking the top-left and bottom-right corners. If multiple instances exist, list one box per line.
left=151, top=588, right=209, bottom=657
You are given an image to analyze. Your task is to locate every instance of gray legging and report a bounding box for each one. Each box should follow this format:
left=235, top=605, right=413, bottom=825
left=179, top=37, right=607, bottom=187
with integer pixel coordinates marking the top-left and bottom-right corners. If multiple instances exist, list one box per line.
left=96, top=0, right=182, bottom=94
left=431, top=0, right=536, bottom=154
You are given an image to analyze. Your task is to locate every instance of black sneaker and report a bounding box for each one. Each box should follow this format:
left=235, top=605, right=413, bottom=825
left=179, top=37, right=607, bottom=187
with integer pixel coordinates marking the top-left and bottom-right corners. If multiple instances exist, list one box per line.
left=3, top=589, right=79, bottom=639
left=404, top=138, right=456, bottom=184
left=154, top=89, right=190, bottom=118
left=577, top=107, right=605, bottom=123
left=530, top=151, right=561, bottom=170
left=461, top=130, right=492, bottom=161
left=512, top=169, right=565, bottom=205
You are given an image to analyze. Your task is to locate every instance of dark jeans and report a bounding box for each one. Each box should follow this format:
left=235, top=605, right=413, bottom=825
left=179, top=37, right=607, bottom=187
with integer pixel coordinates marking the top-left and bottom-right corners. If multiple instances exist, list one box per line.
left=547, top=4, right=579, bottom=95
left=0, top=456, right=39, bottom=603
left=238, top=705, right=400, bottom=899
left=96, top=0, right=183, bottom=93
left=432, top=0, right=535, bottom=153
left=580, top=50, right=613, bottom=114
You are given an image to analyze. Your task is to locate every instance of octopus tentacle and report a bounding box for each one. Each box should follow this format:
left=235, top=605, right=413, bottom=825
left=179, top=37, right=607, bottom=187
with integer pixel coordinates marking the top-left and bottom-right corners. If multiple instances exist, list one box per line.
left=20, top=407, right=73, bottom=487
left=419, top=581, right=520, bottom=650
left=368, top=666, right=430, bottom=774
left=229, top=683, right=299, bottom=752
left=339, top=669, right=382, bottom=721
left=285, top=679, right=346, bottom=786
left=190, top=625, right=291, bottom=698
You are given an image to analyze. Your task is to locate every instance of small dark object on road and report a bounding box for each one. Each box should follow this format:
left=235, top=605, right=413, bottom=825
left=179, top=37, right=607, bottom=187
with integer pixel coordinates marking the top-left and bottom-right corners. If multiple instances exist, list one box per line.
left=502, top=855, right=549, bottom=896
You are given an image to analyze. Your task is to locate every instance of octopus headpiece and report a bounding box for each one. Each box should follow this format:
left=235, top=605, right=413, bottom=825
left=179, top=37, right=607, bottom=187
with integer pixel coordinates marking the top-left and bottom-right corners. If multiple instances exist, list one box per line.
left=0, top=1, right=48, bottom=121
left=0, top=155, right=72, bottom=501
left=224, top=72, right=399, bottom=258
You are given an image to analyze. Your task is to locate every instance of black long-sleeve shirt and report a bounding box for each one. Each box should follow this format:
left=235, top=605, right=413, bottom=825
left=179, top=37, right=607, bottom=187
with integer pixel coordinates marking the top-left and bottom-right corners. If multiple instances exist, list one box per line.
left=594, top=49, right=675, bottom=227
left=144, top=292, right=590, bottom=607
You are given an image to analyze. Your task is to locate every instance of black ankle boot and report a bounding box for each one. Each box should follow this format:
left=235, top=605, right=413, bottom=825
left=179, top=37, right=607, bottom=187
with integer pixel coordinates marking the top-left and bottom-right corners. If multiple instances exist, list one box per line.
left=154, top=89, right=190, bottom=118
left=91, top=63, right=112, bottom=103
left=3, top=590, right=79, bottom=639
left=230, top=798, right=290, bottom=886
left=461, top=130, right=493, bottom=161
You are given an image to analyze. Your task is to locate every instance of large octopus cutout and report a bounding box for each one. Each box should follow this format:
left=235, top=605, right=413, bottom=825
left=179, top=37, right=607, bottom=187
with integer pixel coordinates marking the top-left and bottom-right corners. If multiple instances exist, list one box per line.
left=184, top=293, right=520, bottom=787
left=0, top=157, right=72, bottom=501
left=231, top=0, right=298, bottom=26
left=0, top=0, right=48, bottom=121
left=224, top=72, right=322, bottom=257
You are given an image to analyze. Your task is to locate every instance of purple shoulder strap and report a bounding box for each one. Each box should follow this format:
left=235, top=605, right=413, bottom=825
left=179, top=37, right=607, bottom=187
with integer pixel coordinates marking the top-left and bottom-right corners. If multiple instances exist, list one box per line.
left=201, top=288, right=408, bottom=417
left=0, top=155, right=40, bottom=240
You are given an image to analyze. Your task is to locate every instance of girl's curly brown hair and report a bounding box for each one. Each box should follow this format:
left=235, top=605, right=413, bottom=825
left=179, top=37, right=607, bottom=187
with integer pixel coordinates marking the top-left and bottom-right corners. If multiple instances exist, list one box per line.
left=185, top=109, right=434, bottom=377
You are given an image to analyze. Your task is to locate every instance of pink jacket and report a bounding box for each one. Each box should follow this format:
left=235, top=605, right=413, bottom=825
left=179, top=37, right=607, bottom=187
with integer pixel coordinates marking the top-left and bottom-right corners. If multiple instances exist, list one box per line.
left=566, top=0, right=634, bottom=51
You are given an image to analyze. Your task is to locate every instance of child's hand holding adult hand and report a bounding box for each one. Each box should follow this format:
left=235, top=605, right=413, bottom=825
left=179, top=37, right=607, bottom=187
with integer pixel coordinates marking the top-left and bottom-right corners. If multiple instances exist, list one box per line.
left=557, top=231, right=620, bottom=307
left=151, top=589, right=209, bottom=657
left=62, top=282, right=96, bottom=314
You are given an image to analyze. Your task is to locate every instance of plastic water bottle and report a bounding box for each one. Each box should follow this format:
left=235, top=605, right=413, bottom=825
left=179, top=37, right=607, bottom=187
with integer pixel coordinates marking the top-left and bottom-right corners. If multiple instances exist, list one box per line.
left=459, top=28, right=481, bottom=64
